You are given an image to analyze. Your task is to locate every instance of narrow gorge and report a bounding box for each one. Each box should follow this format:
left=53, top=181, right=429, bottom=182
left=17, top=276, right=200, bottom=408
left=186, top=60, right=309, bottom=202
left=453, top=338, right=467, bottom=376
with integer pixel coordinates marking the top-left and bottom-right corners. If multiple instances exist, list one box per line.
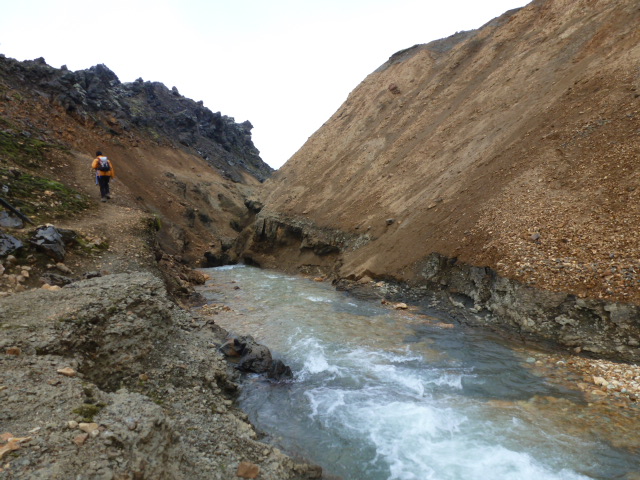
left=1, top=0, right=639, bottom=478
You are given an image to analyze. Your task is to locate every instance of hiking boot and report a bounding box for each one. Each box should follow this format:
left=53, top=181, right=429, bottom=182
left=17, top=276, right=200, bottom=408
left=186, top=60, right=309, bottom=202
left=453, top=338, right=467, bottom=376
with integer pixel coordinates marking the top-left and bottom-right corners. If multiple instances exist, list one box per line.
left=101, top=197, right=107, bottom=202
left=106, top=195, right=111, bottom=199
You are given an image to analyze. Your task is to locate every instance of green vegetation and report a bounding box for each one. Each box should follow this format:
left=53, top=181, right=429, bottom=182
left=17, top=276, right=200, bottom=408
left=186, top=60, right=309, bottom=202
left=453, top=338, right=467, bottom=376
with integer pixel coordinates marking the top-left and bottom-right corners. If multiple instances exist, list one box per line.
left=0, top=130, right=59, bottom=168
left=146, top=214, right=162, bottom=231
left=72, top=402, right=106, bottom=422
left=0, top=167, right=90, bottom=221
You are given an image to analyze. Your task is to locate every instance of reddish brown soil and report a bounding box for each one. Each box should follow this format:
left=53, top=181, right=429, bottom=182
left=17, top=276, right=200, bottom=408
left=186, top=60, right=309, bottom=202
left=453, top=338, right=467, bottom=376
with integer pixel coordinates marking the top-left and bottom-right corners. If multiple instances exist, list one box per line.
left=260, top=0, right=640, bottom=304
left=0, top=84, right=259, bottom=266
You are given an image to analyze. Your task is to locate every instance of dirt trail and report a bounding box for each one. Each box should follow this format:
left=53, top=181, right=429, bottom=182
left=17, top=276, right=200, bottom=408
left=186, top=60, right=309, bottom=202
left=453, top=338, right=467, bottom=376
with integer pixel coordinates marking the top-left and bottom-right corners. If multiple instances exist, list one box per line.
left=51, top=150, right=157, bottom=277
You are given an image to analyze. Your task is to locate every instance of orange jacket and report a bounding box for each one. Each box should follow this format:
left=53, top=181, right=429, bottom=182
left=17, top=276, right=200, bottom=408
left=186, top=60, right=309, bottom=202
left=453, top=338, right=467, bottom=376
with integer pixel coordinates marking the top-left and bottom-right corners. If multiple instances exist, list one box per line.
left=92, top=156, right=115, bottom=177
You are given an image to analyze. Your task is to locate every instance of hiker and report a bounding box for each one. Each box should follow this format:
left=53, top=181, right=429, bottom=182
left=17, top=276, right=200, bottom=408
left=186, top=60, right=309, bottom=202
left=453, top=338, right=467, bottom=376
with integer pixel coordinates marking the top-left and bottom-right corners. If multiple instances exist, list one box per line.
left=91, top=151, right=115, bottom=202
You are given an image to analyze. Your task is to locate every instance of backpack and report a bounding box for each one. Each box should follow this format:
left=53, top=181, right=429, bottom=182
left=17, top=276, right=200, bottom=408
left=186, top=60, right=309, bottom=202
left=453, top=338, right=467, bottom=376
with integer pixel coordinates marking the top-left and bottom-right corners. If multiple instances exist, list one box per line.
left=97, top=156, right=111, bottom=172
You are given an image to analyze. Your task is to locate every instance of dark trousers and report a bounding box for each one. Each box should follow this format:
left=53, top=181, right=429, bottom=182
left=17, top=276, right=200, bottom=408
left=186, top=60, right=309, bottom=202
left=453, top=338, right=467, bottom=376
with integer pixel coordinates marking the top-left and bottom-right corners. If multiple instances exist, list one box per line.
left=97, top=175, right=111, bottom=198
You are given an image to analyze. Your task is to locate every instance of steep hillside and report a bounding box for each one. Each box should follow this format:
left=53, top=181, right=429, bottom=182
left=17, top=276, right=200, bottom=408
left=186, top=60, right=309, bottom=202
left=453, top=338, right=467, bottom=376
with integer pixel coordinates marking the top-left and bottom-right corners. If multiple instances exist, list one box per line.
left=245, top=0, right=639, bottom=301
left=0, top=55, right=269, bottom=265
left=239, top=0, right=640, bottom=360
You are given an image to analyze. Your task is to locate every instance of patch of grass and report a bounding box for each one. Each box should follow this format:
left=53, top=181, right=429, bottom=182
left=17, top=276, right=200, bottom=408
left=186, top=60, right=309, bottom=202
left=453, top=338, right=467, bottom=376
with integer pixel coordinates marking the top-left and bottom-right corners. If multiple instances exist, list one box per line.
left=146, top=214, right=162, bottom=231
left=72, top=402, right=106, bottom=422
left=75, top=235, right=110, bottom=254
left=0, top=130, right=57, bottom=168
left=0, top=167, right=91, bottom=221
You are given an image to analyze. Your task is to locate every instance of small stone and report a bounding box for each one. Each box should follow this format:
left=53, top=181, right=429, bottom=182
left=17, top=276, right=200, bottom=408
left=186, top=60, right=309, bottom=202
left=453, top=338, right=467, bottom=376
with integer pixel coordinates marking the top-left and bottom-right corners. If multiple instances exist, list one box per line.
left=593, top=376, right=609, bottom=387
left=67, top=421, right=78, bottom=429
left=237, top=461, right=260, bottom=479
left=57, top=367, right=76, bottom=377
left=526, top=357, right=536, bottom=364
left=139, top=373, right=149, bottom=381
left=56, top=263, right=72, bottom=274
left=73, top=433, right=89, bottom=446
left=125, top=418, right=137, bottom=431
left=386, top=218, right=395, bottom=225
left=394, top=302, right=408, bottom=310
left=6, top=347, right=21, bottom=356
left=78, top=423, right=99, bottom=434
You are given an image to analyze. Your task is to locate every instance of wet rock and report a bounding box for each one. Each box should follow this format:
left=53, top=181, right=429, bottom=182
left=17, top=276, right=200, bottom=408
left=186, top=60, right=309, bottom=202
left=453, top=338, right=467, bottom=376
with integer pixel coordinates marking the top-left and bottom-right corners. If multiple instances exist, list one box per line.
left=0, top=232, right=23, bottom=257
left=220, top=338, right=244, bottom=357
left=238, top=341, right=273, bottom=373
left=267, top=359, right=293, bottom=380
left=222, top=334, right=293, bottom=379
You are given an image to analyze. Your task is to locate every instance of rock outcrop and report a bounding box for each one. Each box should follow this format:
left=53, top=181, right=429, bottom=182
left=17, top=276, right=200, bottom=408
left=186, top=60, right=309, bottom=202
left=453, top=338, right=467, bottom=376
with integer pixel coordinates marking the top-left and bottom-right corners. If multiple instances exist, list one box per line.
left=0, top=56, right=272, bottom=183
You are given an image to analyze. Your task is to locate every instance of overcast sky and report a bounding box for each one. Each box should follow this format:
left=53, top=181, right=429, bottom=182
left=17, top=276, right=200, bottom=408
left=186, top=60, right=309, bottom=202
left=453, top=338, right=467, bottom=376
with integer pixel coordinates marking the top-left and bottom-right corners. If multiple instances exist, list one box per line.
left=0, top=0, right=530, bottom=169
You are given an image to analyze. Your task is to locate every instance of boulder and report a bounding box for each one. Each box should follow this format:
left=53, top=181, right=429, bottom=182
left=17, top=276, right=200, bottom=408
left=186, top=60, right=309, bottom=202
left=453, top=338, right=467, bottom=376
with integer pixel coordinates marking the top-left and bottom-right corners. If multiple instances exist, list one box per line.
left=30, top=225, right=66, bottom=262
left=0, top=232, right=23, bottom=257
left=267, top=360, right=293, bottom=380
left=219, top=334, right=293, bottom=380
left=237, top=341, right=273, bottom=373
left=0, top=212, right=23, bottom=229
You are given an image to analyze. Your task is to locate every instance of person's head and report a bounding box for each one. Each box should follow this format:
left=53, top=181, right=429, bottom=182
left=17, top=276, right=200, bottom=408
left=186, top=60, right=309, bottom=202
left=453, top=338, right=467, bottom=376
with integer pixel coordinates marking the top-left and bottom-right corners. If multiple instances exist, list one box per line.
left=96, top=151, right=103, bottom=156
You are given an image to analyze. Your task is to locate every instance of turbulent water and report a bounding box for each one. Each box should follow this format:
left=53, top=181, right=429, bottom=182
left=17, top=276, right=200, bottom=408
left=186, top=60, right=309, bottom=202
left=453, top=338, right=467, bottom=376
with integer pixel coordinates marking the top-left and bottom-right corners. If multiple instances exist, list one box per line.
left=199, top=265, right=639, bottom=480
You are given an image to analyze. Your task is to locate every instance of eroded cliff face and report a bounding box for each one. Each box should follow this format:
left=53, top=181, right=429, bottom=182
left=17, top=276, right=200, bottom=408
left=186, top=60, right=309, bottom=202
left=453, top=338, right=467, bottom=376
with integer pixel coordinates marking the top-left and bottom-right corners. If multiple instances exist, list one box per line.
left=240, top=0, right=640, bottom=360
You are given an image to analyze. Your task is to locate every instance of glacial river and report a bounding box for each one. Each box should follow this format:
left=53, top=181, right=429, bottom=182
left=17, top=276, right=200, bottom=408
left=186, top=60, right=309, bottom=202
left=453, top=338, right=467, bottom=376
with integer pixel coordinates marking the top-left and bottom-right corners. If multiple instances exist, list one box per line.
left=198, top=265, right=640, bottom=480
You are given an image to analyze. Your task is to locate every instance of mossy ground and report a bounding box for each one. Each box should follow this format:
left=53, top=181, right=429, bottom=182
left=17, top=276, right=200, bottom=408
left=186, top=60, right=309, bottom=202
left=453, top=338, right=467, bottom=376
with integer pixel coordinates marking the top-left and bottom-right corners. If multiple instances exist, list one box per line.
left=0, top=129, right=60, bottom=169
left=1, top=167, right=90, bottom=222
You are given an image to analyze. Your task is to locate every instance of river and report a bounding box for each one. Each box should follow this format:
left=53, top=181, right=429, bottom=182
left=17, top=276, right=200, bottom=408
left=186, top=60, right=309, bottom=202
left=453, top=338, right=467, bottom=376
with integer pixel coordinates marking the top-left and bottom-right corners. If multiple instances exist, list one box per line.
left=198, top=265, right=640, bottom=480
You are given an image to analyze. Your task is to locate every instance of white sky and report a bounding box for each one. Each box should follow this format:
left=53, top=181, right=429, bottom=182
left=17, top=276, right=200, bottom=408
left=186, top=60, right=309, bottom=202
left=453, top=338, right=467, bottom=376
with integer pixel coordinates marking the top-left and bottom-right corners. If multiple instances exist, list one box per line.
left=0, top=0, right=530, bottom=169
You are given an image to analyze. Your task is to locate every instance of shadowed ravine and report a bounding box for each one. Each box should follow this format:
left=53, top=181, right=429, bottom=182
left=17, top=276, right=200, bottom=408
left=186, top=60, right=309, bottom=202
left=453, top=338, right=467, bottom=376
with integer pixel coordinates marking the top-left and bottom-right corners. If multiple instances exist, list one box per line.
left=198, top=266, right=640, bottom=480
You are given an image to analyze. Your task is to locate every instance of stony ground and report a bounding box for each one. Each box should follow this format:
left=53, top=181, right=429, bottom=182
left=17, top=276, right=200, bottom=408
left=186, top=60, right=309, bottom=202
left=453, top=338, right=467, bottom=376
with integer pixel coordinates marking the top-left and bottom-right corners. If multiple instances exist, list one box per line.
left=0, top=272, right=321, bottom=479
left=0, top=153, right=321, bottom=479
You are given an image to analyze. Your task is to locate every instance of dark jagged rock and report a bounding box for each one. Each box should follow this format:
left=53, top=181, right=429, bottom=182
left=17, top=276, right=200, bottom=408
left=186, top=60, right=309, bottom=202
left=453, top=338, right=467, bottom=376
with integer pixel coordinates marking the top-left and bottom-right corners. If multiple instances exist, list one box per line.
left=220, top=334, right=293, bottom=380
left=0, top=55, right=273, bottom=183
left=40, top=271, right=74, bottom=286
left=0, top=211, right=24, bottom=228
left=0, top=231, right=23, bottom=256
left=267, top=360, right=293, bottom=380
left=30, top=225, right=66, bottom=262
